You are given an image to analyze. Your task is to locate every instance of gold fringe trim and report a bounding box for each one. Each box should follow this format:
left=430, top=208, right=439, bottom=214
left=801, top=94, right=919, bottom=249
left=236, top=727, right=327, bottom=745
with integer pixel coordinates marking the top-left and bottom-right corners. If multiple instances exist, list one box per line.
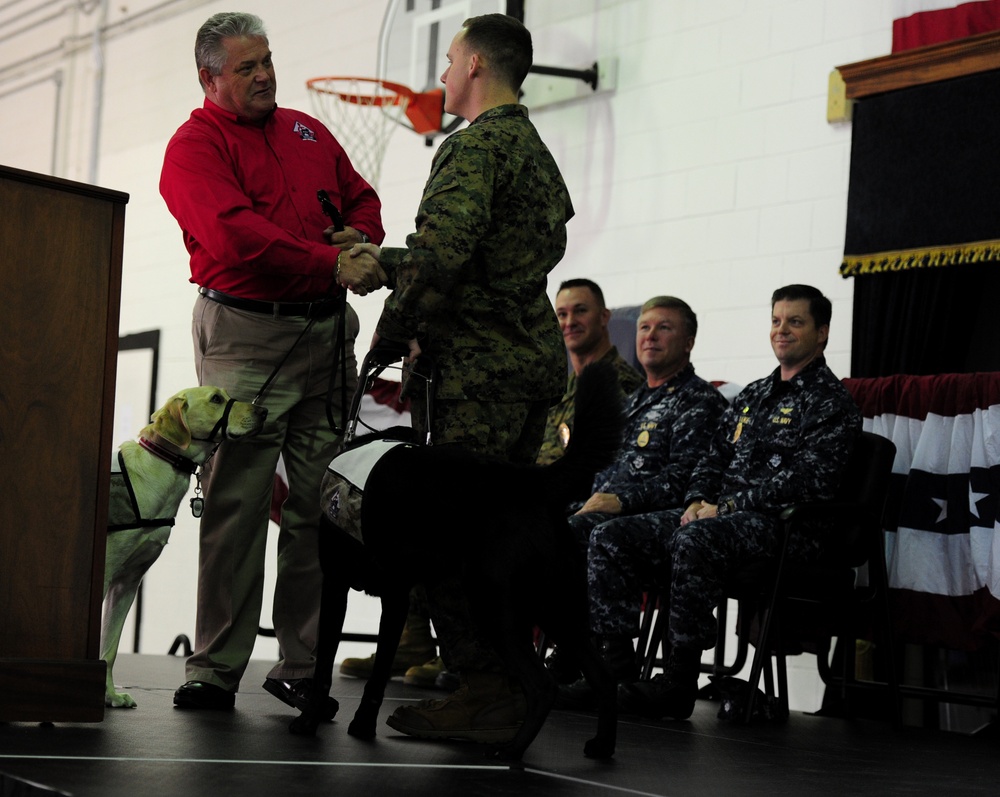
left=840, top=239, right=1000, bottom=277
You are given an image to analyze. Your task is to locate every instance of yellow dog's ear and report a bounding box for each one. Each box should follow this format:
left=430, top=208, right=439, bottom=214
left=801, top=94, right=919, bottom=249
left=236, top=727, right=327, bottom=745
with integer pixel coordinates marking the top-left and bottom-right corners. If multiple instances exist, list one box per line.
left=150, top=396, right=192, bottom=449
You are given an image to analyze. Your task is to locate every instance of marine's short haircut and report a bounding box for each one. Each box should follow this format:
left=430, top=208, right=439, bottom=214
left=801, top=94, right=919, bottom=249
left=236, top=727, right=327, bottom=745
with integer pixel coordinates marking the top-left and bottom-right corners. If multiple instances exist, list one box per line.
left=461, top=13, right=533, bottom=91
left=558, top=278, right=606, bottom=310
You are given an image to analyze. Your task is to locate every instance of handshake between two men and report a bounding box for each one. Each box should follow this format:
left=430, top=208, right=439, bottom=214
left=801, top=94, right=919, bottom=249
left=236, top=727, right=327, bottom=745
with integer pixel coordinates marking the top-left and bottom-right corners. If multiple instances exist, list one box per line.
left=327, top=236, right=422, bottom=362
left=325, top=226, right=386, bottom=298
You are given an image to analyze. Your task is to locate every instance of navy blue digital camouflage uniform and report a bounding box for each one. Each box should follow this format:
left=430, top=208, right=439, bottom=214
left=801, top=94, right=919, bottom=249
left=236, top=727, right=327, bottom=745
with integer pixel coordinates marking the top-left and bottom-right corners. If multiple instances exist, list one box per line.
left=567, top=364, right=728, bottom=545
left=588, top=356, right=861, bottom=651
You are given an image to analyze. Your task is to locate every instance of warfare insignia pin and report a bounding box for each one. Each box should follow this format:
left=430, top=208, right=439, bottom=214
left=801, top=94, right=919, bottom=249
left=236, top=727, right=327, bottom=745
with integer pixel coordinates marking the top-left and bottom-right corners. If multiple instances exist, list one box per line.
left=733, top=420, right=744, bottom=442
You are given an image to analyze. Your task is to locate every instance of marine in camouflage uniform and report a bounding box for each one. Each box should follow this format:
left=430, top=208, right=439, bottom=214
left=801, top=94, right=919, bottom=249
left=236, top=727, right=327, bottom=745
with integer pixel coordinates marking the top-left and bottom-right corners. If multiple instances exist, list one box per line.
left=588, top=355, right=861, bottom=649
left=536, top=346, right=644, bottom=466
left=373, top=64, right=572, bottom=680
left=376, top=102, right=569, bottom=413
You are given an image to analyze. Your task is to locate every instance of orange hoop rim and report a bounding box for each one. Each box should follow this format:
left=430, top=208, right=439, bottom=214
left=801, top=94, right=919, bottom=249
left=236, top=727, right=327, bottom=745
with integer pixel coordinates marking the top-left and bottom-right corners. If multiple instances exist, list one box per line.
left=306, top=76, right=416, bottom=107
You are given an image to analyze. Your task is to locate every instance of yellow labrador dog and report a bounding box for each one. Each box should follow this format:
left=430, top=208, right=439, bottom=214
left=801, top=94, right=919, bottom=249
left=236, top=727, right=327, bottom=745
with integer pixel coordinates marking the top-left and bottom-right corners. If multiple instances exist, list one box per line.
left=102, top=386, right=267, bottom=708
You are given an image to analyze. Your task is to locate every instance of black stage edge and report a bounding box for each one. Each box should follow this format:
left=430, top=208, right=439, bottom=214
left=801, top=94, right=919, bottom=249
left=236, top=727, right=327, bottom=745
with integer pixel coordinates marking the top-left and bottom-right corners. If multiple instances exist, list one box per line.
left=1, top=654, right=998, bottom=796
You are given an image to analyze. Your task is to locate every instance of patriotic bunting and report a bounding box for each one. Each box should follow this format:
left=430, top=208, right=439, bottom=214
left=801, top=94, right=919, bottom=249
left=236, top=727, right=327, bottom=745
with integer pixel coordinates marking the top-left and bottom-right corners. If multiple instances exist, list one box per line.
left=844, top=373, right=1000, bottom=650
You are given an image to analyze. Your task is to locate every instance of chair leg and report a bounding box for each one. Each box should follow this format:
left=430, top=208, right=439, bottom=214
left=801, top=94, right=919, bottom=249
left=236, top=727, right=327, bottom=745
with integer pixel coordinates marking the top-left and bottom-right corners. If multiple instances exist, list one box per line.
left=878, top=587, right=903, bottom=728
left=711, top=600, right=729, bottom=673
left=774, top=646, right=789, bottom=718
left=741, top=604, right=773, bottom=724
left=761, top=655, right=775, bottom=701
left=993, top=649, right=1000, bottom=727
left=759, top=610, right=788, bottom=720
left=641, top=599, right=669, bottom=680
left=710, top=599, right=750, bottom=677
left=536, top=629, right=549, bottom=661
left=634, top=591, right=657, bottom=678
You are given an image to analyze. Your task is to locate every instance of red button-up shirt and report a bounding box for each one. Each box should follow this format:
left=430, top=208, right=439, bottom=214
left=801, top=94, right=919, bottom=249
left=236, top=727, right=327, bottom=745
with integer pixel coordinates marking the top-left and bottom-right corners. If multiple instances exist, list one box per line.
left=160, top=98, right=384, bottom=302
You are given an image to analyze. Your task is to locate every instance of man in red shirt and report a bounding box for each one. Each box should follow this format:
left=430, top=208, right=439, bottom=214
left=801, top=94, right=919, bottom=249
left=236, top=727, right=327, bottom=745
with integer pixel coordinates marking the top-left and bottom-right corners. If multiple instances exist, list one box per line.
left=159, top=11, right=386, bottom=711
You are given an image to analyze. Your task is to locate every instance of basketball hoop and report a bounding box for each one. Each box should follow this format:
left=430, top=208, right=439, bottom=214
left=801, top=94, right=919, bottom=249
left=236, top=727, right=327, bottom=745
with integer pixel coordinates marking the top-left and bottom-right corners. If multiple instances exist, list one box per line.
left=306, top=76, right=443, bottom=190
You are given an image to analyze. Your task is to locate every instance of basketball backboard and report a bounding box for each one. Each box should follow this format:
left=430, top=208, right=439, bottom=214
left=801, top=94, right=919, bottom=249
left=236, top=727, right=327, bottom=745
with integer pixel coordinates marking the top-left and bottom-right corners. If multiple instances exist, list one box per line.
left=378, top=0, right=512, bottom=135
left=375, top=1, right=616, bottom=137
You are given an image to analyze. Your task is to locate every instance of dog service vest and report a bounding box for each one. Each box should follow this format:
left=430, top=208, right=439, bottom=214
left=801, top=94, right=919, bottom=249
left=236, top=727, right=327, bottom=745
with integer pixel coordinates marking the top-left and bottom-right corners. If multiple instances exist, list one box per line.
left=320, top=439, right=412, bottom=543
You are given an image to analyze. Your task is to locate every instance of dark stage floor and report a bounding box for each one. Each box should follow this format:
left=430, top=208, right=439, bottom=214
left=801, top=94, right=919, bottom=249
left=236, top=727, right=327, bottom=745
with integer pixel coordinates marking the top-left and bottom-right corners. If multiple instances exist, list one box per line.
left=1, top=654, right=998, bottom=796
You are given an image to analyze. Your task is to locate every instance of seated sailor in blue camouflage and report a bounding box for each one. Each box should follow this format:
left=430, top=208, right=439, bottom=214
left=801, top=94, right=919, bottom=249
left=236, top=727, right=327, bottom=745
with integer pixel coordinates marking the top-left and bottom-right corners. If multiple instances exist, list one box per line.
left=587, top=285, right=861, bottom=720
left=569, top=297, right=729, bottom=534
left=553, top=296, right=727, bottom=701
left=536, top=279, right=644, bottom=466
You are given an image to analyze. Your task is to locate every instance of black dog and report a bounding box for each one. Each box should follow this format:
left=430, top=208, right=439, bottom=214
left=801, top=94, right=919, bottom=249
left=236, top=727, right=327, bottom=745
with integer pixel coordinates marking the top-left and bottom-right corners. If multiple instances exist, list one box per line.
left=291, top=361, right=624, bottom=761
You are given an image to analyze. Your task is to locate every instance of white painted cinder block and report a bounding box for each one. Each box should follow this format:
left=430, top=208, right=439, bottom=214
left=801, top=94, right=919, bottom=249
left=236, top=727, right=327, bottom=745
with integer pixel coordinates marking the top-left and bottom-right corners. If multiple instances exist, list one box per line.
left=0, top=0, right=895, bottom=663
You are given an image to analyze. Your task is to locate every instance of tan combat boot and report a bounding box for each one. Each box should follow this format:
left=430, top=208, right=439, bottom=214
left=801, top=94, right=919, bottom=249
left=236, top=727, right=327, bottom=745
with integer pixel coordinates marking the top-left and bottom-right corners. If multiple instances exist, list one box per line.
left=338, top=612, right=436, bottom=679
left=403, top=655, right=448, bottom=687
left=385, top=669, right=526, bottom=743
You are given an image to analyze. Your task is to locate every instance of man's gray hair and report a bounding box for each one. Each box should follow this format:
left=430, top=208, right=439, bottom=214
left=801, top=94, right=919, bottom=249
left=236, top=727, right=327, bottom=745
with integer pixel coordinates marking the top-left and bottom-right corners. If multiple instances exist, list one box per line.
left=639, top=295, right=698, bottom=338
left=195, top=12, right=267, bottom=84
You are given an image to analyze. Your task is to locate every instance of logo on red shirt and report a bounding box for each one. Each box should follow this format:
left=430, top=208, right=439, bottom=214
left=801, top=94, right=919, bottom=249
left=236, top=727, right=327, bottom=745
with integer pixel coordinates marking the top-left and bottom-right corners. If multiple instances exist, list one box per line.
left=293, top=121, right=317, bottom=142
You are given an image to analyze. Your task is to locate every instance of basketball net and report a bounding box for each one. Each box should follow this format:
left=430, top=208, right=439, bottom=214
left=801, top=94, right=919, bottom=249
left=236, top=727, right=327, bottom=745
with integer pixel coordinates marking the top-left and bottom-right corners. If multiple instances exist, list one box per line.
left=306, top=76, right=418, bottom=191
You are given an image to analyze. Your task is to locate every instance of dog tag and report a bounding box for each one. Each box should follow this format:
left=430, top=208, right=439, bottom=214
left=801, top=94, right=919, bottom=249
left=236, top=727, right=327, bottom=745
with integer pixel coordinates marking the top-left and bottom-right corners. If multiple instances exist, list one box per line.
left=190, top=496, right=204, bottom=518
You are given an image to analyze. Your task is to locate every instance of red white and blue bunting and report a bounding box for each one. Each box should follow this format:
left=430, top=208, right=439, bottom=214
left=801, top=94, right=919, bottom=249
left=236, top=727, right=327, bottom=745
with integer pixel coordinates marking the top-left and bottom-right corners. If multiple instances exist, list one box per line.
left=844, top=373, right=1000, bottom=650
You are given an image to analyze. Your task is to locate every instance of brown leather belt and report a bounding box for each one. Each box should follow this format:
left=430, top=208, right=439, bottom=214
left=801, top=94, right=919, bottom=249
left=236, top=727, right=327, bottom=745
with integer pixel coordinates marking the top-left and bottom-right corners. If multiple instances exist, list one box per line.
left=199, top=287, right=339, bottom=319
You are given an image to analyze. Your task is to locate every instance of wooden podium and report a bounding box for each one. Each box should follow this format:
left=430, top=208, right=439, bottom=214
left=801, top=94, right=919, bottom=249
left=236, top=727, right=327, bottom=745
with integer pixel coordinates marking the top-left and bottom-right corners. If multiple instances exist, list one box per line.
left=0, top=164, right=128, bottom=722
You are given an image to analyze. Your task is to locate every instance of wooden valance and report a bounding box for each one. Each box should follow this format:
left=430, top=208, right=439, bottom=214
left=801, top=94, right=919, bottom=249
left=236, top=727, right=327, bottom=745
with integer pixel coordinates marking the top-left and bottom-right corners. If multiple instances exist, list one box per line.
left=836, top=28, right=1000, bottom=100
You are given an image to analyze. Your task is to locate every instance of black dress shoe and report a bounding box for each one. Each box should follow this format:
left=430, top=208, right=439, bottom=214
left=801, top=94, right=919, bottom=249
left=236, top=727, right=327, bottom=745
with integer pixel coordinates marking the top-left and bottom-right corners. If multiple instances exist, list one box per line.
left=617, top=674, right=697, bottom=720
left=263, top=677, right=339, bottom=720
left=544, top=645, right=583, bottom=685
left=173, top=680, right=235, bottom=710
left=554, top=677, right=598, bottom=711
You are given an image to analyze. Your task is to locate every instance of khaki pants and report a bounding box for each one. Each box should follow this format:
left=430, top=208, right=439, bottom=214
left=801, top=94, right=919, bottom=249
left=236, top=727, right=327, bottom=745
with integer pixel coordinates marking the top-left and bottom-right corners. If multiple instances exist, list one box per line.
left=186, top=295, right=359, bottom=690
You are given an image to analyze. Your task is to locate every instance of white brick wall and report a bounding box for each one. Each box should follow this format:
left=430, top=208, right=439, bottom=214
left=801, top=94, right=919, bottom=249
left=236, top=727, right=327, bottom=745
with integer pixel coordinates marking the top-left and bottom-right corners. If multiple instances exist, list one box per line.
left=0, top=0, right=895, bottom=708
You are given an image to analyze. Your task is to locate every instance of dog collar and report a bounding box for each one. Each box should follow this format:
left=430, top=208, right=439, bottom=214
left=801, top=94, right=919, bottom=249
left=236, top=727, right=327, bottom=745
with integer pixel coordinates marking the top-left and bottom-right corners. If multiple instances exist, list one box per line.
left=138, top=436, right=199, bottom=476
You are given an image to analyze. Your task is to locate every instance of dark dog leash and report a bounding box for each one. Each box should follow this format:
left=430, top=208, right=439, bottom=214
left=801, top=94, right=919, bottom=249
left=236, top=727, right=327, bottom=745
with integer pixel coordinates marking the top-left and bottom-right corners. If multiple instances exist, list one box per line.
left=251, top=190, right=350, bottom=434
left=185, top=397, right=238, bottom=516
left=111, top=397, right=238, bottom=525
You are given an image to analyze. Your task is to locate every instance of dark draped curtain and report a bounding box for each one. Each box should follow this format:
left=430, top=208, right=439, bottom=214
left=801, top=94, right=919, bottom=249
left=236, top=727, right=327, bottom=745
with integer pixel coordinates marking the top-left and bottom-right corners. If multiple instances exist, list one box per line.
left=844, top=69, right=1000, bottom=378
left=852, top=264, right=1000, bottom=377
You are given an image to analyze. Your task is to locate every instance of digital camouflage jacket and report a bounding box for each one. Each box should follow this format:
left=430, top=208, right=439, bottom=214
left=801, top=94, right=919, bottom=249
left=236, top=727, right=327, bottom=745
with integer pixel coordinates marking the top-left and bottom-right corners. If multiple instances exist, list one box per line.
left=536, top=346, right=644, bottom=465
left=685, top=356, right=861, bottom=514
left=589, top=364, right=729, bottom=514
left=377, top=104, right=572, bottom=403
